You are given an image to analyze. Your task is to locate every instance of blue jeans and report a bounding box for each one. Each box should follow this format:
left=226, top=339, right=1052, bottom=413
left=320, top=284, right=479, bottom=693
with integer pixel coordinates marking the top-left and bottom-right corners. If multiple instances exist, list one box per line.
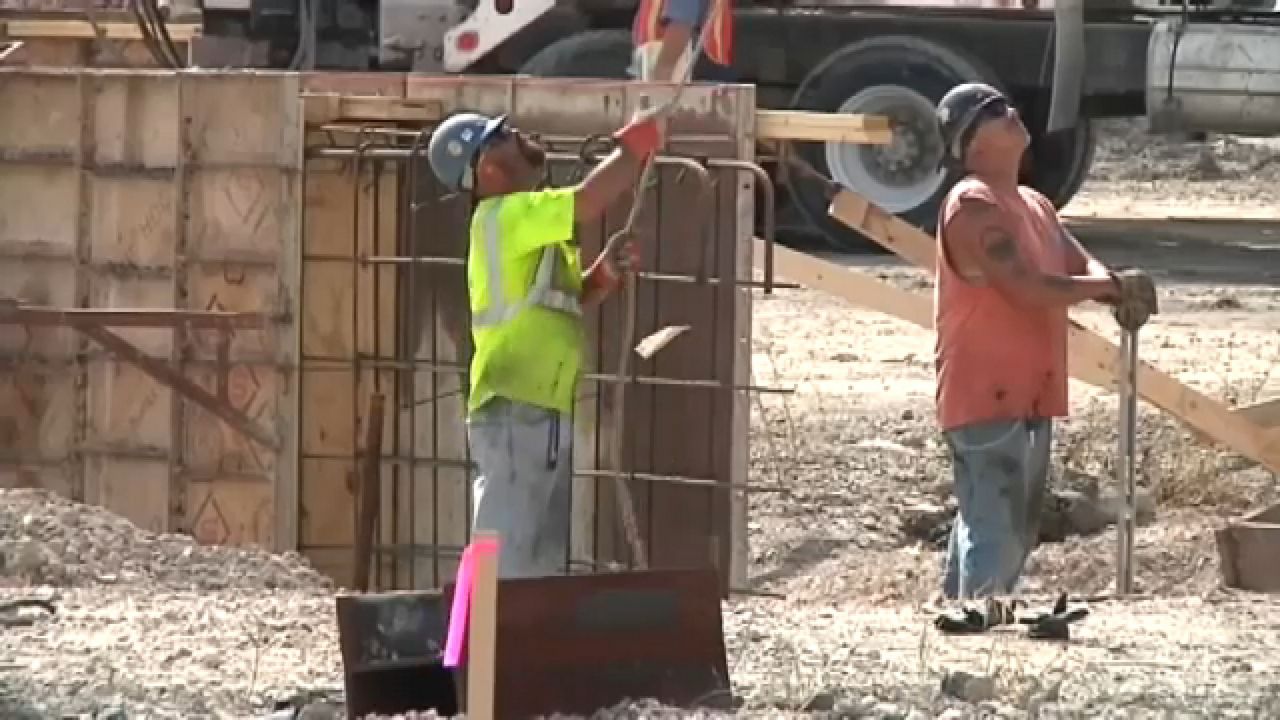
left=467, top=398, right=573, bottom=579
left=941, top=418, right=1052, bottom=599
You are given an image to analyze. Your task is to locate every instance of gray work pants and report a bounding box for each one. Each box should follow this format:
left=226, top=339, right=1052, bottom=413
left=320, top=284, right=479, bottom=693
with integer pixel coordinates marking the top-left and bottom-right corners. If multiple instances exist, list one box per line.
left=467, top=397, right=573, bottom=579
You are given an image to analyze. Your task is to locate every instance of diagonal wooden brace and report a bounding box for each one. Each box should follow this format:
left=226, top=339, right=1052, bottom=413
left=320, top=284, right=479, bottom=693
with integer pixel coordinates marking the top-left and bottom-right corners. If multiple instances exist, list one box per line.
left=817, top=189, right=1280, bottom=475
left=76, top=324, right=280, bottom=451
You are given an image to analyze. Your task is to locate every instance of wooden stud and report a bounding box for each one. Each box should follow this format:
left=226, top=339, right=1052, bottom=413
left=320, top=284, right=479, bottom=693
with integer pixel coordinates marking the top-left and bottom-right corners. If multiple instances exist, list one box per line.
left=466, top=532, right=499, bottom=720
left=3, top=20, right=202, bottom=42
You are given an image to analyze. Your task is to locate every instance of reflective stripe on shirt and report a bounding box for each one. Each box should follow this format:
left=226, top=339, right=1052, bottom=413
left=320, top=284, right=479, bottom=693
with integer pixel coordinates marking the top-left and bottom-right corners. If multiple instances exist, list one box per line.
left=472, top=197, right=583, bottom=328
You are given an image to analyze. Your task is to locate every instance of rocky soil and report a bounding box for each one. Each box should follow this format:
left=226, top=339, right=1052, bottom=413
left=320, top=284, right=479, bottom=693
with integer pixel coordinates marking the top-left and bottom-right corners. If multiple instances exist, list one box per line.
left=1, top=119, right=1278, bottom=719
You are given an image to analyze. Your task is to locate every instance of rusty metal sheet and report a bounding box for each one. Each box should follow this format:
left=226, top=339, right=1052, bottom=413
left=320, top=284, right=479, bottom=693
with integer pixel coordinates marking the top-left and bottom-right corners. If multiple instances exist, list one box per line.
left=1216, top=502, right=1280, bottom=593
left=444, top=568, right=731, bottom=719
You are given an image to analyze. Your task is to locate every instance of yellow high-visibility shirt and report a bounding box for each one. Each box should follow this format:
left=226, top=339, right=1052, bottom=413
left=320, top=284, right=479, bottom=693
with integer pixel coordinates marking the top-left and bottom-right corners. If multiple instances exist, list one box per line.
left=466, top=187, right=585, bottom=415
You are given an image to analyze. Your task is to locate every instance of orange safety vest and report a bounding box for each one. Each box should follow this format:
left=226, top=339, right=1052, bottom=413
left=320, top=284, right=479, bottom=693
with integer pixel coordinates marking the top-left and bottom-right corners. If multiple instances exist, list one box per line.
left=631, top=0, right=734, bottom=66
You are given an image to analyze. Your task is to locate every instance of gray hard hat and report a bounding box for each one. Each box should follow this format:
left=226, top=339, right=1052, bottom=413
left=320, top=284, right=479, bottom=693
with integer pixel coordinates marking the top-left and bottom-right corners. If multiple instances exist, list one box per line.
left=427, top=111, right=509, bottom=192
left=935, top=82, right=1008, bottom=166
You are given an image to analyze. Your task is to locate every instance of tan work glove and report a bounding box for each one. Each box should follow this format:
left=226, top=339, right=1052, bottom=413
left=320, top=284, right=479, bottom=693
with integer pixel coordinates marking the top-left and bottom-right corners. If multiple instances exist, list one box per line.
left=1109, top=267, right=1158, bottom=331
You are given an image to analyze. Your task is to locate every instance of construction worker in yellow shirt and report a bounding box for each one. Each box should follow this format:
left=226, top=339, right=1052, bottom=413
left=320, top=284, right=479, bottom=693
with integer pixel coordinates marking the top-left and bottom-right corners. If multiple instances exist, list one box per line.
left=427, top=110, right=663, bottom=578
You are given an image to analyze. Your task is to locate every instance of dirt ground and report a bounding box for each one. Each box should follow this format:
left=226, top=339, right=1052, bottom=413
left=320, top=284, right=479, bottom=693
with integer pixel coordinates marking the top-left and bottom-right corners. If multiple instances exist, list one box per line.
left=2, top=120, right=1279, bottom=719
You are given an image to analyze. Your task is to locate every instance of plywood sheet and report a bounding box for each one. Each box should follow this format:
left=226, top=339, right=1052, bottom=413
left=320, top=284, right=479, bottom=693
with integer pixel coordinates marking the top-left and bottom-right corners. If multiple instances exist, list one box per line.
left=83, top=456, right=169, bottom=534
left=0, top=68, right=301, bottom=552
left=180, top=73, right=301, bottom=549
left=187, top=479, right=276, bottom=547
left=298, top=144, right=399, bottom=584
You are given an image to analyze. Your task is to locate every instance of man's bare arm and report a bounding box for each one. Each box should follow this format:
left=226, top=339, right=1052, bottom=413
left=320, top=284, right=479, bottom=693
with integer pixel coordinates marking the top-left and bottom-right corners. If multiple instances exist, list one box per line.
left=652, top=22, right=694, bottom=81
left=955, top=203, right=1117, bottom=308
left=1060, top=225, right=1111, bottom=279
left=572, top=114, right=662, bottom=224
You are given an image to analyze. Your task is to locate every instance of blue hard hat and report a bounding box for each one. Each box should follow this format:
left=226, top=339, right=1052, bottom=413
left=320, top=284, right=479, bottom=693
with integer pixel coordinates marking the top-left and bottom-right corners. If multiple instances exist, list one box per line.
left=427, top=112, right=509, bottom=192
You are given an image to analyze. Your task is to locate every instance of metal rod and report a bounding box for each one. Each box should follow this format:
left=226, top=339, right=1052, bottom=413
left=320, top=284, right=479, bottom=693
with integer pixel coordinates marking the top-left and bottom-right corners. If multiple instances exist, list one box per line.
left=1116, top=326, right=1140, bottom=596
left=299, top=355, right=792, bottom=393
left=298, top=450, right=782, bottom=493
left=710, top=159, right=777, bottom=294
left=309, top=145, right=709, bottom=168
left=312, top=126, right=738, bottom=147
left=304, top=253, right=797, bottom=289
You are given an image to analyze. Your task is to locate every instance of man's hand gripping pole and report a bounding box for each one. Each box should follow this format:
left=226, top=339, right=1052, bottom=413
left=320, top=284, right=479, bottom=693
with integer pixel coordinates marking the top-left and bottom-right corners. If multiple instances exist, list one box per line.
left=1111, top=267, right=1157, bottom=596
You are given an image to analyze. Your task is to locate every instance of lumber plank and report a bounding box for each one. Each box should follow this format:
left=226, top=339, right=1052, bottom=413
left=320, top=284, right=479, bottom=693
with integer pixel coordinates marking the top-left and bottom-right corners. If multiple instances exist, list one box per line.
left=821, top=189, right=1280, bottom=475
left=754, top=109, right=893, bottom=145
left=302, top=93, right=443, bottom=125
left=299, top=94, right=891, bottom=144
left=2, top=20, right=201, bottom=42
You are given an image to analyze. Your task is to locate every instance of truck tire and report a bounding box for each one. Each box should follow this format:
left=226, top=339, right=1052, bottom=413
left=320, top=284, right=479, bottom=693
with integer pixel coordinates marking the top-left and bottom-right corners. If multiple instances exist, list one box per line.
left=519, top=29, right=633, bottom=78
left=789, top=36, right=1004, bottom=251
left=1025, top=118, right=1096, bottom=210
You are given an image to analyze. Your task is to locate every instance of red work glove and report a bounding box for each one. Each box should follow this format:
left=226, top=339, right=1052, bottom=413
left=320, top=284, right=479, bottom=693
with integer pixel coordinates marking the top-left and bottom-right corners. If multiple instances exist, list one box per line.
left=583, top=241, right=641, bottom=298
left=613, top=112, right=665, bottom=160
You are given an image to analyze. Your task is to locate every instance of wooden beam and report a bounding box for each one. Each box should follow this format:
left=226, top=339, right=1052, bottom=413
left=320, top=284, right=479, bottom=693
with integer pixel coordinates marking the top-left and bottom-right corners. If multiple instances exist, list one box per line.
left=299, top=94, right=892, bottom=144
left=302, top=92, right=444, bottom=125
left=2, top=20, right=202, bottom=42
left=818, top=189, right=1280, bottom=475
left=755, top=110, right=892, bottom=145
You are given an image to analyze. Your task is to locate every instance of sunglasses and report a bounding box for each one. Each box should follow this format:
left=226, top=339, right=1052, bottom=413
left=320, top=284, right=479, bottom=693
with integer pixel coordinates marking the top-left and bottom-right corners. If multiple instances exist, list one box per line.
left=976, top=96, right=1013, bottom=124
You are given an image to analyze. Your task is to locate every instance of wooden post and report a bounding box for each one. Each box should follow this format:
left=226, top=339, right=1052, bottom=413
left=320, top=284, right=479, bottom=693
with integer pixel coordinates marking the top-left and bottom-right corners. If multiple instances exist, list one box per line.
left=466, top=531, right=500, bottom=720
left=353, top=392, right=386, bottom=591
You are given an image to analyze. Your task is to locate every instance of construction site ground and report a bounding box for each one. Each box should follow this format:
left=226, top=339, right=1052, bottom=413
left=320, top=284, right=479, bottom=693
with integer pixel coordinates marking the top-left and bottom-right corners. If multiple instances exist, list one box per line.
left=2, top=119, right=1279, bottom=719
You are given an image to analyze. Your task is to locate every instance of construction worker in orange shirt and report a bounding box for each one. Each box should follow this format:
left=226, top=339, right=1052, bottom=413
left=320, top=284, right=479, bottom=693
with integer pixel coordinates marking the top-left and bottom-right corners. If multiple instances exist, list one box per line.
left=631, top=0, right=734, bottom=83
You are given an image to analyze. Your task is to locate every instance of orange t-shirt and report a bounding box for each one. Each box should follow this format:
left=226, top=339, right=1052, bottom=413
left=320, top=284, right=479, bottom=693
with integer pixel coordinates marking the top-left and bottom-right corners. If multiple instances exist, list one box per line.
left=933, top=177, right=1070, bottom=431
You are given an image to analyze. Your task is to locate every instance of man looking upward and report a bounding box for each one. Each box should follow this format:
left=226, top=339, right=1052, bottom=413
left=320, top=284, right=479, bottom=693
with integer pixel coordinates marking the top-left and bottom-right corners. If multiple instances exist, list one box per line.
left=932, top=82, right=1130, bottom=600
left=427, top=110, right=663, bottom=578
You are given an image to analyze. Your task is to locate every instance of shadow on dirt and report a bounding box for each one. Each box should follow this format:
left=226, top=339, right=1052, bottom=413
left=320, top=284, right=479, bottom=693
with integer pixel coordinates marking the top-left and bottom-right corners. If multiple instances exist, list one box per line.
left=1065, top=217, right=1280, bottom=286
left=749, top=535, right=846, bottom=590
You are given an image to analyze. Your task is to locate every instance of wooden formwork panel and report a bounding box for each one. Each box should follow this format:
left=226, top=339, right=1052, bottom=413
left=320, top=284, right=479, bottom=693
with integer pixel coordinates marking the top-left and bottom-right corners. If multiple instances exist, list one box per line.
left=296, top=75, right=756, bottom=592
left=0, top=68, right=300, bottom=549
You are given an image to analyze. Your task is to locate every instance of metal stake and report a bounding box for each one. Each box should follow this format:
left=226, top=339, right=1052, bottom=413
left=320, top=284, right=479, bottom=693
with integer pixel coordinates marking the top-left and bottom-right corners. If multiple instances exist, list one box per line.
left=1115, top=324, right=1140, bottom=595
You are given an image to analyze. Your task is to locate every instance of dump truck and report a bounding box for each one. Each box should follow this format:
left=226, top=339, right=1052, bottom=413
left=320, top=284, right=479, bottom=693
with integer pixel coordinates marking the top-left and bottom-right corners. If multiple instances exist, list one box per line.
left=19, top=0, right=1278, bottom=250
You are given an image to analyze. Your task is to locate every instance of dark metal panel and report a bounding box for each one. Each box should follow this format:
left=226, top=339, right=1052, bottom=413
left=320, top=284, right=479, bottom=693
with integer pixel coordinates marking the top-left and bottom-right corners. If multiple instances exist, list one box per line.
left=444, top=568, right=731, bottom=719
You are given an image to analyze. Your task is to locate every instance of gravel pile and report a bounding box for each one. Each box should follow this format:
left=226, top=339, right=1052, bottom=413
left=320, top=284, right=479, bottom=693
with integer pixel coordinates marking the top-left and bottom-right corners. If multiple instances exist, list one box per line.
left=0, top=488, right=333, bottom=592
left=0, top=490, right=341, bottom=720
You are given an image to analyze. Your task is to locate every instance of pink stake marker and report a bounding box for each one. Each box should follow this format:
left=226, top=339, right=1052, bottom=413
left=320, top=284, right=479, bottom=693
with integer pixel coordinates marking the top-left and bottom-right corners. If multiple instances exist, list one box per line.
left=442, top=534, right=500, bottom=668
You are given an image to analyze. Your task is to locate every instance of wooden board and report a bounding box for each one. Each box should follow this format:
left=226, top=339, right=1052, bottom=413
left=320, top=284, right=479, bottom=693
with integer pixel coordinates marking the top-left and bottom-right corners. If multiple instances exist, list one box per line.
left=823, top=189, right=1280, bottom=475
left=297, top=149, right=401, bottom=587
left=1216, top=502, right=1280, bottom=593
left=2, top=20, right=201, bottom=41
left=0, top=69, right=300, bottom=551
left=299, top=92, right=886, bottom=145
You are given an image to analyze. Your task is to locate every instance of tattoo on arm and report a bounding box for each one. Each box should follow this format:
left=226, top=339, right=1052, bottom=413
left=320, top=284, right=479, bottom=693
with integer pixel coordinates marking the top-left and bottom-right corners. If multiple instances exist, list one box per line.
left=980, top=227, right=1025, bottom=273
